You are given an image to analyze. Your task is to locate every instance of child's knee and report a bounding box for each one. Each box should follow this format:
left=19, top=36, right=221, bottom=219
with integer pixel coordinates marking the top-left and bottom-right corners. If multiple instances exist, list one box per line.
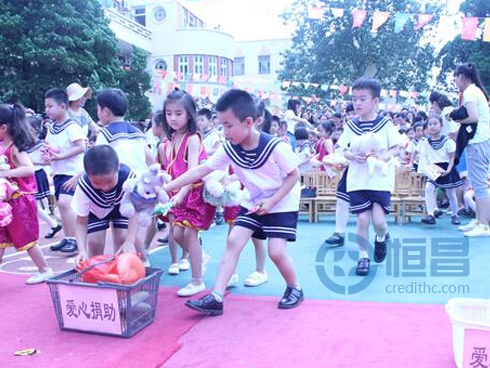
left=357, top=213, right=370, bottom=229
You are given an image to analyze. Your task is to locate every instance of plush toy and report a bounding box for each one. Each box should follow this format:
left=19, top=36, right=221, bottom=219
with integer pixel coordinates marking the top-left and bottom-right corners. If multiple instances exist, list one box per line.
left=41, top=144, right=60, bottom=162
left=0, top=156, right=16, bottom=227
left=350, top=132, right=388, bottom=176
left=202, top=170, right=247, bottom=207
left=323, top=153, right=350, bottom=171
left=119, top=164, right=171, bottom=227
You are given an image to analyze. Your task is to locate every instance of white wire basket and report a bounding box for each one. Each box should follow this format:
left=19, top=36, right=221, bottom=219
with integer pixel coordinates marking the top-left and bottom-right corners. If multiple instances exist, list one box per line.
left=446, top=298, right=490, bottom=368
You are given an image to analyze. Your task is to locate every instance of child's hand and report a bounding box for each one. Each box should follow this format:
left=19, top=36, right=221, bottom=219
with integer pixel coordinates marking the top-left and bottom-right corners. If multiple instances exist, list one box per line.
left=247, top=198, right=274, bottom=216
left=117, top=241, right=136, bottom=255
left=76, top=250, right=89, bottom=265
left=351, top=153, right=367, bottom=164
left=62, top=176, right=78, bottom=192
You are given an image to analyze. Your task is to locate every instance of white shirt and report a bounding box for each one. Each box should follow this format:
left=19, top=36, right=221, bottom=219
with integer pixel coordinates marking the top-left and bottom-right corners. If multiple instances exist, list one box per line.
left=206, top=133, right=301, bottom=213
left=337, top=116, right=401, bottom=192
left=417, top=136, right=455, bottom=172
left=462, top=84, right=490, bottom=144
left=72, top=164, right=135, bottom=219
left=27, top=141, right=46, bottom=171
left=284, top=110, right=297, bottom=134
left=45, top=120, right=85, bottom=176
left=68, top=107, right=94, bottom=138
left=95, top=122, right=148, bottom=175
left=295, top=141, right=316, bottom=173
left=202, top=129, right=221, bottom=156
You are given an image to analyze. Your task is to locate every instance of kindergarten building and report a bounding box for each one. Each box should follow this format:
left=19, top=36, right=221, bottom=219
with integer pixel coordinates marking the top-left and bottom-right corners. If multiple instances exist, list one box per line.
left=101, top=0, right=290, bottom=109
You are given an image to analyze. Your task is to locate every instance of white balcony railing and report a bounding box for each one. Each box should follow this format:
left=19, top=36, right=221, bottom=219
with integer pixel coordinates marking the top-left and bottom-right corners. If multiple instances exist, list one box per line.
left=105, top=7, right=152, bottom=41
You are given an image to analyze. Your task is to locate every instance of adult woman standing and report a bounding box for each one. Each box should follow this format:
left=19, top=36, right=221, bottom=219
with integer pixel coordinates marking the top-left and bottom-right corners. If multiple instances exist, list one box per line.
left=452, top=63, right=490, bottom=237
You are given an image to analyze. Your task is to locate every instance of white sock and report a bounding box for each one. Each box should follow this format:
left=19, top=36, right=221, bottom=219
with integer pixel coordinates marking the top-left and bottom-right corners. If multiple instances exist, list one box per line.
left=335, top=199, right=349, bottom=234
left=359, top=249, right=369, bottom=259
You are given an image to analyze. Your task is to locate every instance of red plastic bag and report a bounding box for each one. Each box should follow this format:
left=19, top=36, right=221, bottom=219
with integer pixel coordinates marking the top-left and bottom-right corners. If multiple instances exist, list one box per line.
left=77, top=254, right=145, bottom=285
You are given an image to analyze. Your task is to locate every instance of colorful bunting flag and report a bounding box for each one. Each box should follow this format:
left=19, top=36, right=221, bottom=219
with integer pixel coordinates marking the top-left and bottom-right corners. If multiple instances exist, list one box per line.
left=394, top=13, right=410, bottom=33
left=308, top=5, right=325, bottom=20
left=484, top=18, right=490, bottom=42
left=352, top=10, right=367, bottom=29
left=461, top=17, right=479, bottom=41
left=372, top=11, right=390, bottom=32
left=415, top=14, right=433, bottom=30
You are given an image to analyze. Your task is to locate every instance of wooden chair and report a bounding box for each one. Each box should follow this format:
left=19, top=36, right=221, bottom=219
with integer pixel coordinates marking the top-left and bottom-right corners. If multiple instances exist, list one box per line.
left=299, top=172, right=317, bottom=222
left=402, top=171, right=426, bottom=222
left=313, top=171, right=340, bottom=222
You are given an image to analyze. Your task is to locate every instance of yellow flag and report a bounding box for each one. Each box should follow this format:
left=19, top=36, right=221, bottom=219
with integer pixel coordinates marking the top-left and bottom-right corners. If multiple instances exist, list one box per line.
left=484, top=18, right=490, bottom=42
left=372, top=11, right=390, bottom=32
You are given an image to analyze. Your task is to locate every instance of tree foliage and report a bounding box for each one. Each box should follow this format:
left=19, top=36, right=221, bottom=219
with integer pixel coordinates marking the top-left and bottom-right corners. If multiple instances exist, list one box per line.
left=0, top=0, right=151, bottom=120
left=279, top=0, right=443, bottom=95
left=437, top=0, right=490, bottom=92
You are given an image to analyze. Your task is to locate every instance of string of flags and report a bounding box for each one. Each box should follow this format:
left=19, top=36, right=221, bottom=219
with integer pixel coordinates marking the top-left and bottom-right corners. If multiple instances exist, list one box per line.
left=307, top=6, right=490, bottom=42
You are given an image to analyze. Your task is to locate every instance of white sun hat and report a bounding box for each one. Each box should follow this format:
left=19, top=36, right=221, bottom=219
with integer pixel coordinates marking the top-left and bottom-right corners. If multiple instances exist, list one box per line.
left=66, top=83, right=91, bottom=101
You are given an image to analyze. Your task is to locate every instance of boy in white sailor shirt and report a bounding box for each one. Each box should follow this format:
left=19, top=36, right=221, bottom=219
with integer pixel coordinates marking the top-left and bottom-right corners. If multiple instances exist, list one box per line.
left=44, top=88, right=86, bottom=253
left=94, top=88, right=155, bottom=264
left=73, top=145, right=137, bottom=263
left=337, top=78, right=401, bottom=277
left=95, top=88, right=154, bottom=174
left=164, top=89, right=304, bottom=315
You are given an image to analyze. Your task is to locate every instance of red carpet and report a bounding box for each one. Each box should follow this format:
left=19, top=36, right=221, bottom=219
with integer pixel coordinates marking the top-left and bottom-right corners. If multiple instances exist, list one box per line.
left=0, top=272, right=456, bottom=368
left=0, top=273, right=202, bottom=368
left=163, top=294, right=456, bottom=368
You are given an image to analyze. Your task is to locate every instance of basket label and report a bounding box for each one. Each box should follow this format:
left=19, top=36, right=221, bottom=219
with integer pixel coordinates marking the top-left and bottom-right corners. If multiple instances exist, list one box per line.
left=58, top=285, right=121, bottom=335
left=463, top=329, right=490, bottom=368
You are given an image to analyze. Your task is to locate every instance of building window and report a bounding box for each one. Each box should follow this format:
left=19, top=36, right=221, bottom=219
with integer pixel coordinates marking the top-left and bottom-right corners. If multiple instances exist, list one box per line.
left=208, top=56, right=217, bottom=76
left=258, top=55, right=270, bottom=75
left=179, top=55, right=189, bottom=75
left=155, top=59, right=167, bottom=71
left=194, top=55, right=204, bottom=75
left=189, top=13, right=197, bottom=28
left=134, top=6, right=146, bottom=27
left=233, top=57, right=244, bottom=76
left=153, top=6, right=166, bottom=22
left=220, top=58, right=228, bottom=77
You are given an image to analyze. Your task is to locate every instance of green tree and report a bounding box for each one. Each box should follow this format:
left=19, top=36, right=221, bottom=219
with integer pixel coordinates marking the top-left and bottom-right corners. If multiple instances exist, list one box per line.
left=0, top=0, right=151, bottom=118
left=437, top=0, right=490, bottom=92
left=118, top=47, right=152, bottom=121
left=279, top=0, right=442, bottom=97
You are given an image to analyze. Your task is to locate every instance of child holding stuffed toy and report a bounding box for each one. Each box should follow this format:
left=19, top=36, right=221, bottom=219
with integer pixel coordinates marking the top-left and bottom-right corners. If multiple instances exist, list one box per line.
left=163, top=89, right=216, bottom=297
left=337, top=78, right=401, bottom=276
left=0, top=103, right=53, bottom=284
left=165, top=89, right=304, bottom=315
left=73, top=145, right=139, bottom=264
left=418, top=114, right=463, bottom=226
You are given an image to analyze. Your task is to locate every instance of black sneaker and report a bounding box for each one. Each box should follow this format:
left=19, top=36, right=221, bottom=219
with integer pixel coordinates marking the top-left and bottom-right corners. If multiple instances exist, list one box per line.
left=323, top=232, right=344, bottom=247
left=355, top=258, right=370, bottom=276
left=156, top=221, right=167, bottom=231
left=215, top=212, right=224, bottom=225
left=50, top=238, right=68, bottom=251
left=451, top=215, right=461, bottom=225
left=278, top=287, right=304, bottom=309
left=45, top=224, right=62, bottom=239
left=421, top=215, right=436, bottom=225
left=185, top=293, right=223, bottom=316
left=434, top=210, right=444, bottom=219
left=60, top=239, right=78, bottom=253
left=374, top=238, right=387, bottom=263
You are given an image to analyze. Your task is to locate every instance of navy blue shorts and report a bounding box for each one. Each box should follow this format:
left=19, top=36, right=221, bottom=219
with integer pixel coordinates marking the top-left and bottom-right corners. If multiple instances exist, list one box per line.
left=53, top=174, right=76, bottom=200
left=87, top=206, right=128, bottom=234
left=235, top=207, right=298, bottom=242
left=34, top=169, right=51, bottom=200
left=349, top=190, right=391, bottom=215
left=335, top=169, right=350, bottom=203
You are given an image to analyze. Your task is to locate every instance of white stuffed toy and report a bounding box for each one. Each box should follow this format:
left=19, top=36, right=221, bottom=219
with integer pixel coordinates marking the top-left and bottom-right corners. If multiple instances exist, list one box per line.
left=350, top=132, right=388, bottom=176
left=202, top=170, right=247, bottom=207
left=119, top=164, right=171, bottom=227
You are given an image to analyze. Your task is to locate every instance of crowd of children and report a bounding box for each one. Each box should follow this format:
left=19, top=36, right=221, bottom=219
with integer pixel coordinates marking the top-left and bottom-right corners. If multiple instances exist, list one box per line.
left=0, top=65, right=489, bottom=317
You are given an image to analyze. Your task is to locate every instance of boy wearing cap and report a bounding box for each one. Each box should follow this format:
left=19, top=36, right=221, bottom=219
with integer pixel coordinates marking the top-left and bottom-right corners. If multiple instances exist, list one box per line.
left=67, top=83, right=99, bottom=139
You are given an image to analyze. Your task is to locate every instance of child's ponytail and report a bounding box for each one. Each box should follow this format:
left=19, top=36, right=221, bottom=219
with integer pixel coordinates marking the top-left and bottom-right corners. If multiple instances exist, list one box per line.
left=0, top=103, right=36, bottom=152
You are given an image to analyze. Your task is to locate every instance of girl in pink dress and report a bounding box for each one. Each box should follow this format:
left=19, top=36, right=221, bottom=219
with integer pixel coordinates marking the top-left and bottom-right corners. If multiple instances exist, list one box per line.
left=0, top=104, right=53, bottom=284
left=163, top=90, right=216, bottom=297
left=314, top=122, right=335, bottom=170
